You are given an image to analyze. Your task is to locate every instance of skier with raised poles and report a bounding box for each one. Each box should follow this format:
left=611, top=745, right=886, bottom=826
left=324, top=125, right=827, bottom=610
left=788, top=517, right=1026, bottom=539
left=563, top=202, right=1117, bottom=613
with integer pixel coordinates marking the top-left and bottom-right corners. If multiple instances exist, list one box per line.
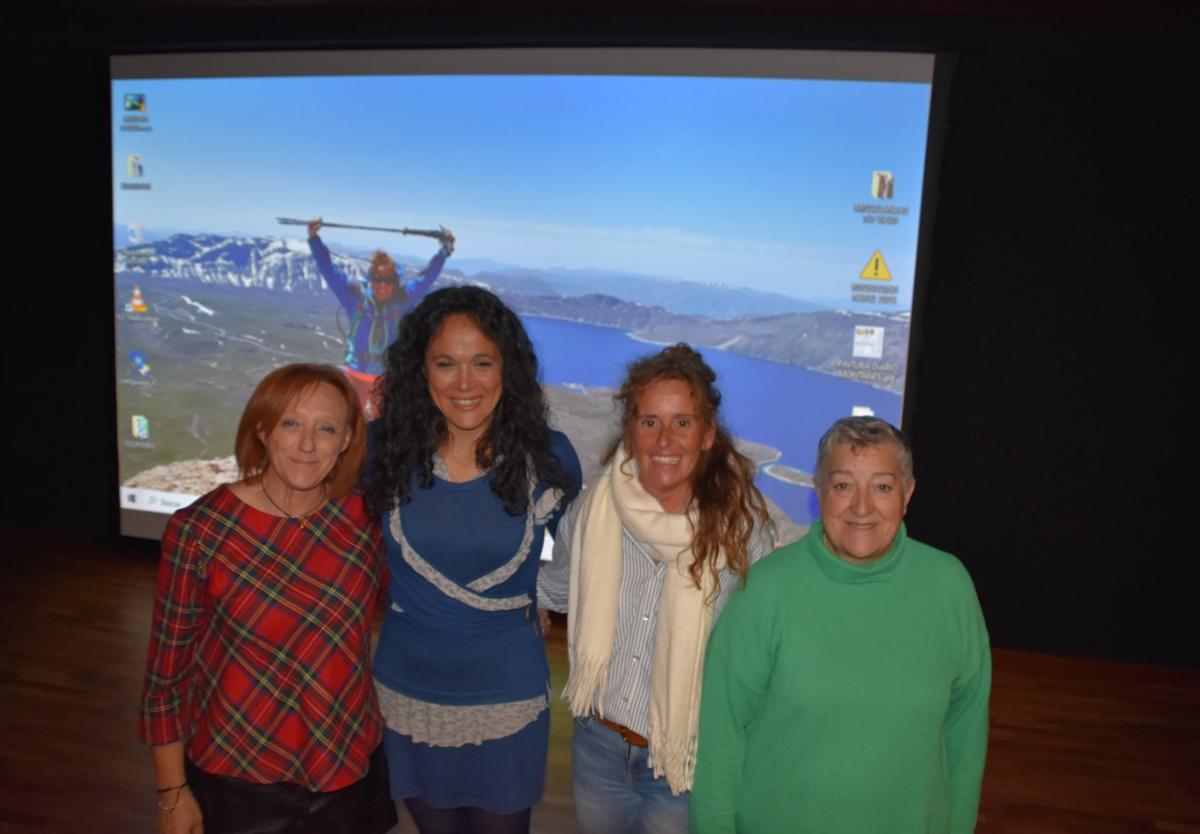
left=295, top=217, right=454, bottom=420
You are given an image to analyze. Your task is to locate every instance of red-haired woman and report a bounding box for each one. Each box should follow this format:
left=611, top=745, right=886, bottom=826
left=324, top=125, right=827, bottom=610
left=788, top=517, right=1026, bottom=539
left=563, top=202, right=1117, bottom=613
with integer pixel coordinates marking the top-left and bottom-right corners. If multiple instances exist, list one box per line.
left=538, top=343, right=775, bottom=834
left=139, top=363, right=396, bottom=834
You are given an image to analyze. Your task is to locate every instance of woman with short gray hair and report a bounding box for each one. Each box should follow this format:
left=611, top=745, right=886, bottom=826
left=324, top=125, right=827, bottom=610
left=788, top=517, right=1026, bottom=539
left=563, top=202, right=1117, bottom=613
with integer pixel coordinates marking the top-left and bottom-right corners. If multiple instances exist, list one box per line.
left=693, top=416, right=990, bottom=834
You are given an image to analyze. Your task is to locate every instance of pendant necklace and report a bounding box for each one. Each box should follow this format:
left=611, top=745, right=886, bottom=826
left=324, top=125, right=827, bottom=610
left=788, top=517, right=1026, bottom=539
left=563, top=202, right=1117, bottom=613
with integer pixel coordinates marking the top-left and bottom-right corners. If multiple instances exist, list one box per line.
left=261, top=480, right=326, bottom=529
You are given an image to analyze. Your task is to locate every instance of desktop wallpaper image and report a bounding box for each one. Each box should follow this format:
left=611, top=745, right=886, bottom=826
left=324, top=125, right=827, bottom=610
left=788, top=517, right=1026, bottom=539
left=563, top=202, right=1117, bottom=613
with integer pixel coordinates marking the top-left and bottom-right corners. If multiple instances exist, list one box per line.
left=113, top=70, right=931, bottom=534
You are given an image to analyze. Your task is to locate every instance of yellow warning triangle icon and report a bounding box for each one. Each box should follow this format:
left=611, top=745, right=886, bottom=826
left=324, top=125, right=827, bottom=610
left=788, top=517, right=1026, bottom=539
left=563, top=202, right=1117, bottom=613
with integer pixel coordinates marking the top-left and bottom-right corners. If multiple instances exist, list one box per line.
left=859, top=250, right=892, bottom=281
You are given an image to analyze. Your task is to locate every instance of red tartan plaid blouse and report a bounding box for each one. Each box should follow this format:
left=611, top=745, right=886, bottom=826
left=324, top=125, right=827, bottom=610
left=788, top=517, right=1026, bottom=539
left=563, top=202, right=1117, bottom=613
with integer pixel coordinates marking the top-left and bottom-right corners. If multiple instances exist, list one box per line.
left=139, top=485, right=387, bottom=791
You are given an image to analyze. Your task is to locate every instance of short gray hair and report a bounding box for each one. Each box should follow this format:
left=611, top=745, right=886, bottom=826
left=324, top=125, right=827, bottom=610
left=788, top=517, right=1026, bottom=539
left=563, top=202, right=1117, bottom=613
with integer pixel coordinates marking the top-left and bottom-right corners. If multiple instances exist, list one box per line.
left=813, top=416, right=913, bottom=488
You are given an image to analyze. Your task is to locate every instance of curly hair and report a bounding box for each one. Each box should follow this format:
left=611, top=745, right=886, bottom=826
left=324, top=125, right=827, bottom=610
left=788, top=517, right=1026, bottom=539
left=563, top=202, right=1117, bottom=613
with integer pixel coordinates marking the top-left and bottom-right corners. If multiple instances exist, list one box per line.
left=606, top=343, right=771, bottom=592
left=366, top=286, right=574, bottom=518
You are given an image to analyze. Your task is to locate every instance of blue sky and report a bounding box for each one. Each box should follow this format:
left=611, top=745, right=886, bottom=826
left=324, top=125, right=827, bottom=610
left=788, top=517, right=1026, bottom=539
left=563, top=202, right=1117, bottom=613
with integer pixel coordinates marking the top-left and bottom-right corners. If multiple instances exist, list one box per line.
left=113, top=73, right=931, bottom=301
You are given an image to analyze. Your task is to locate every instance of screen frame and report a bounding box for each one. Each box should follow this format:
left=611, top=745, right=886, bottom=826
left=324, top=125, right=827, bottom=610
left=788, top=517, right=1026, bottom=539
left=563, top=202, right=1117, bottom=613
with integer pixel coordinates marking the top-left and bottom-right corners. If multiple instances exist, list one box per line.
left=111, top=45, right=943, bottom=541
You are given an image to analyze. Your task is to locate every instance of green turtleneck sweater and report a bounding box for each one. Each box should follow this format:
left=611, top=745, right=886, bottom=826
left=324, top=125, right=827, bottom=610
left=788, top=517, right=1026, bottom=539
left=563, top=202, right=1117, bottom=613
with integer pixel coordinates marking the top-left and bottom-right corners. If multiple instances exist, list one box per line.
left=691, top=522, right=990, bottom=834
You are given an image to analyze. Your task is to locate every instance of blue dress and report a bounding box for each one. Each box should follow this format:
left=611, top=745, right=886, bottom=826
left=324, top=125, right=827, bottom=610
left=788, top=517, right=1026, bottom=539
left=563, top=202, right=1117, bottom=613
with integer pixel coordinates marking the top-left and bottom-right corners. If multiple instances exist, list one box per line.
left=373, top=431, right=580, bottom=813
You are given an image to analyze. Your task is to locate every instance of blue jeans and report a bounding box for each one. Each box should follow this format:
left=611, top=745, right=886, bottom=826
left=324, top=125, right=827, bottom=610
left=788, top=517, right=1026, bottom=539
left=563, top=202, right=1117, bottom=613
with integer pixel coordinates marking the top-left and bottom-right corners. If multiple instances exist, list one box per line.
left=571, top=716, right=690, bottom=834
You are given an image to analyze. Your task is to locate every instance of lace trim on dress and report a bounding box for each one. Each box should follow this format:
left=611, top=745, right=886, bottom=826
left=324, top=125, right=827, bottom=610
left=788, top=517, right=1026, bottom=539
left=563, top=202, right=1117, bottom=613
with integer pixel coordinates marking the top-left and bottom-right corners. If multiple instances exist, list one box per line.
left=532, top=487, right=565, bottom=526
left=375, top=682, right=548, bottom=747
left=466, top=477, right=537, bottom=594
left=389, top=458, right=566, bottom=610
left=389, top=507, right=532, bottom=611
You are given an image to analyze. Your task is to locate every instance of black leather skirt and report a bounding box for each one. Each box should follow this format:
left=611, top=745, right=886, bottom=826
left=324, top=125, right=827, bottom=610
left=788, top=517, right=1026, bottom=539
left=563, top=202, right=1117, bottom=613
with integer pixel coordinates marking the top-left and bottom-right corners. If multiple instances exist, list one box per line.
left=184, top=745, right=398, bottom=834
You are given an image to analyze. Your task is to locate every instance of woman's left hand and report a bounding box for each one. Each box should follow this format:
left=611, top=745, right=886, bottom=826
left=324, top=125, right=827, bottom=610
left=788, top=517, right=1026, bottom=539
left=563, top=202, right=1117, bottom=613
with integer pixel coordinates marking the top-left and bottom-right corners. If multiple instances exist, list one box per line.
left=157, top=787, right=203, bottom=834
left=537, top=607, right=552, bottom=637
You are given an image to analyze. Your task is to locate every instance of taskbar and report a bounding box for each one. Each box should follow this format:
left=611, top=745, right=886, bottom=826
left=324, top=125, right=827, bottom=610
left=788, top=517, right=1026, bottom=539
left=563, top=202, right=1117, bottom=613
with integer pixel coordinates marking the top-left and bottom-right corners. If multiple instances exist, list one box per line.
left=119, top=487, right=199, bottom=515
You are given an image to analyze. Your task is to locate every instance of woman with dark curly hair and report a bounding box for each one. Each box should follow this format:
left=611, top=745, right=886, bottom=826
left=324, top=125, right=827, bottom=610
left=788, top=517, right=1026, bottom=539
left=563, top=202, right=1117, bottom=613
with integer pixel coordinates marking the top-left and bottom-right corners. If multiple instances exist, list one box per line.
left=538, top=343, right=775, bottom=834
left=365, top=286, right=581, bottom=834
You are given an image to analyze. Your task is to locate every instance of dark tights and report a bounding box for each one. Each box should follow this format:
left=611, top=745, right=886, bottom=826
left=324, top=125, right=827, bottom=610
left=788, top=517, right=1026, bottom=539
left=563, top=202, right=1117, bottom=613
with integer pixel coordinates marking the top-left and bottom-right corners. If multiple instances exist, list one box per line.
left=403, top=797, right=531, bottom=834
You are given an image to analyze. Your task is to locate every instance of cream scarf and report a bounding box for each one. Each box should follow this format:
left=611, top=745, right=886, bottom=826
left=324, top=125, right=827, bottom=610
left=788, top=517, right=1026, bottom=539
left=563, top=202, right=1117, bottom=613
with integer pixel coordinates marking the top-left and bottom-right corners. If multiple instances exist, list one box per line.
left=562, top=454, right=722, bottom=795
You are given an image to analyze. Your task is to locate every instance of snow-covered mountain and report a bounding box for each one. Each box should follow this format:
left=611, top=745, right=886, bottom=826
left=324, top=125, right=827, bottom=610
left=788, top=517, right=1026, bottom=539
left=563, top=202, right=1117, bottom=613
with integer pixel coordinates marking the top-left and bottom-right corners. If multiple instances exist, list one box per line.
left=115, top=233, right=909, bottom=391
left=116, top=234, right=374, bottom=294
left=114, top=232, right=833, bottom=318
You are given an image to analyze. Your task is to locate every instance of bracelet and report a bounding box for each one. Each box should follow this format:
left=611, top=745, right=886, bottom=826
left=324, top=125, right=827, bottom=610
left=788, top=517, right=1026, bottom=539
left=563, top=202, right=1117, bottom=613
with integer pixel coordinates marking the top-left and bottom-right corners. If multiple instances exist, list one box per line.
left=156, top=784, right=188, bottom=812
left=155, top=780, right=187, bottom=793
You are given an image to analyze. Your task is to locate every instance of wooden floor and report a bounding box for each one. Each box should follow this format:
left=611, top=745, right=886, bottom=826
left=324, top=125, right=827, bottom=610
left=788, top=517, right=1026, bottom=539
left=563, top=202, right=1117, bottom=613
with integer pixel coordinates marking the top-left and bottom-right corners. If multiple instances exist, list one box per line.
left=1, top=526, right=1197, bottom=834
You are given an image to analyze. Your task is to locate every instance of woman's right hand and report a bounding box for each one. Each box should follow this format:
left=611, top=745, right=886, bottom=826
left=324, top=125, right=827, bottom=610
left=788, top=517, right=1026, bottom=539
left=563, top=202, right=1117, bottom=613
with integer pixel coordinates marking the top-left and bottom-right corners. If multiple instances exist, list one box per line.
left=157, top=787, right=203, bottom=834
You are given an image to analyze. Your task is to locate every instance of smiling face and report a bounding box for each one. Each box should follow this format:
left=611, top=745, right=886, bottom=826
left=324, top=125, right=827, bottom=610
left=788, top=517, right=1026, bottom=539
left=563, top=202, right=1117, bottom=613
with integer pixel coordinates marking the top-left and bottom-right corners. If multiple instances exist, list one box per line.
left=370, top=274, right=396, bottom=304
left=368, top=252, right=398, bottom=303
left=628, top=378, right=715, bottom=513
left=257, top=381, right=352, bottom=498
left=818, top=441, right=915, bottom=565
left=425, top=313, right=504, bottom=447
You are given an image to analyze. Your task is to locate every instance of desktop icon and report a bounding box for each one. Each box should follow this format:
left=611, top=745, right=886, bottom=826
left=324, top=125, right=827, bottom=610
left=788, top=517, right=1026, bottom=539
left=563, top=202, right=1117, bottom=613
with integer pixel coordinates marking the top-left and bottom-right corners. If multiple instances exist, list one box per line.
left=130, top=349, right=153, bottom=378
left=859, top=250, right=893, bottom=281
left=124, top=93, right=146, bottom=112
left=852, top=325, right=885, bottom=359
left=125, top=284, right=149, bottom=313
left=871, top=171, right=894, bottom=200
left=131, top=415, right=151, bottom=440
left=127, top=223, right=145, bottom=244
left=851, top=405, right=876, bottom=417
left=127, top=154, right=144, bottom=178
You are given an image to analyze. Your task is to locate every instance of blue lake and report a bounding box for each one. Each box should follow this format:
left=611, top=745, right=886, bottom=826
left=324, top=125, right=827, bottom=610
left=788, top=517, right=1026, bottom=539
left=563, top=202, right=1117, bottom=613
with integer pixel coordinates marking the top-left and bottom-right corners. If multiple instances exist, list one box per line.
left=522, top=315, right=903, bottom=526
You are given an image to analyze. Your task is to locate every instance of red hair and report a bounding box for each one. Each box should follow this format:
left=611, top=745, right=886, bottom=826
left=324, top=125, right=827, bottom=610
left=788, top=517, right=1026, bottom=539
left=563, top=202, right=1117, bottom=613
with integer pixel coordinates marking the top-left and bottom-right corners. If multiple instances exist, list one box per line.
left=234, top=364, right=367, bottom=499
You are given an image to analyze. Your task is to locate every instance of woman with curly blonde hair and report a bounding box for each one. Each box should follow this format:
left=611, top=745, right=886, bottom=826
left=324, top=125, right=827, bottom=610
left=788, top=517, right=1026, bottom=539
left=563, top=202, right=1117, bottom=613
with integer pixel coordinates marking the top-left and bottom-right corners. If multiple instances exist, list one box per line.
left=539, top=343, right=774, bottom=834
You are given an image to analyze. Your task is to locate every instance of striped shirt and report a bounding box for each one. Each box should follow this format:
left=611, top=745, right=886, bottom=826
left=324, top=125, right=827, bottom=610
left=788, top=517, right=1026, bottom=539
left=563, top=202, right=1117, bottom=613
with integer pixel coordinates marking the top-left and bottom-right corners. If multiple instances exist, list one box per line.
left=538, top=500, right=775, bottom=737
left=139, top=485, right=388, bottom=791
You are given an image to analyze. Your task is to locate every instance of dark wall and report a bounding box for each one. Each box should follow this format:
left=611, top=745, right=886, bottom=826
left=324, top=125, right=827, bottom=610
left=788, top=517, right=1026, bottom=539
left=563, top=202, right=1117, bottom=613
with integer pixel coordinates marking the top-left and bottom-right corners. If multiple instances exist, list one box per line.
left=1, top=4, right=1190, bottom=664
left=904, top=33, right=1187, bottom=664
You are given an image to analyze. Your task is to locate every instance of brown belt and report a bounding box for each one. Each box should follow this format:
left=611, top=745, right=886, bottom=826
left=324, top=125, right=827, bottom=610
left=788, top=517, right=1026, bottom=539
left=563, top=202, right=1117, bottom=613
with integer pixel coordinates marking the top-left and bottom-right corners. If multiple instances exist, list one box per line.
left=600, top=717, right=648, bottom=748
